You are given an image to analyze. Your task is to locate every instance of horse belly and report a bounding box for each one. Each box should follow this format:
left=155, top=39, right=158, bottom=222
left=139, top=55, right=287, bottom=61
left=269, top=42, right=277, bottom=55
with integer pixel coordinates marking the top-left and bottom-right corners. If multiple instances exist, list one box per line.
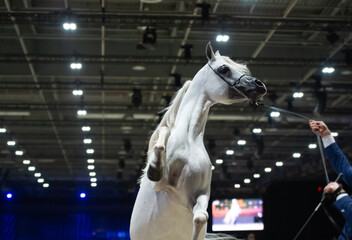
left=130, top=178, right=198, bottom=240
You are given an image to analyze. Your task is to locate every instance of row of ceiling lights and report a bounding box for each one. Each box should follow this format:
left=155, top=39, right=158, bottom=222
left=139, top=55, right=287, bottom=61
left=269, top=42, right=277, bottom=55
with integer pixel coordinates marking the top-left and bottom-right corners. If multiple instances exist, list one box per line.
left=0, top=128, right=50, bottom=195
left=212, top=127, right=338, bottom=189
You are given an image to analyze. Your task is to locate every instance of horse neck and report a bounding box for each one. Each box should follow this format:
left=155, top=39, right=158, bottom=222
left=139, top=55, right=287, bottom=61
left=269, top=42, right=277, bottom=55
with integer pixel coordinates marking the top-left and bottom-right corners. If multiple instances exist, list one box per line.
left=173, top=70, right=214, bottom=142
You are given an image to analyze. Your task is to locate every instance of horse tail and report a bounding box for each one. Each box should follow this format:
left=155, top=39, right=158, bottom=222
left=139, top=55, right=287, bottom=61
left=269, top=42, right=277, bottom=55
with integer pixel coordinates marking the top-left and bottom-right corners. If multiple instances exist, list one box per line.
left=205, top=233, right=243, bottom=240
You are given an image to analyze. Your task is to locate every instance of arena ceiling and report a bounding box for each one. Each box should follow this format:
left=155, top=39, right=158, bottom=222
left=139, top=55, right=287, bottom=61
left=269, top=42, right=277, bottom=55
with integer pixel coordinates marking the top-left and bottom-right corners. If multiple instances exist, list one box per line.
left=0, top=0, right=352, bottom=199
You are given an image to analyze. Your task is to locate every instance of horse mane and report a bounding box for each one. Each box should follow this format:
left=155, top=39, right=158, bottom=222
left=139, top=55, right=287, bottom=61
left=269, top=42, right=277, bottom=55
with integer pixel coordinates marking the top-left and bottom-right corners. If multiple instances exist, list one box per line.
left=222, top=56, right=252, bottom=76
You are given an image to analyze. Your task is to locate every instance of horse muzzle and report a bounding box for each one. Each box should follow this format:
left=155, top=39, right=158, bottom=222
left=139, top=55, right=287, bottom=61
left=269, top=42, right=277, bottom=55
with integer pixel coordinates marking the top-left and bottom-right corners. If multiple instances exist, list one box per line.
left=235, top=76, right=267, bottom=101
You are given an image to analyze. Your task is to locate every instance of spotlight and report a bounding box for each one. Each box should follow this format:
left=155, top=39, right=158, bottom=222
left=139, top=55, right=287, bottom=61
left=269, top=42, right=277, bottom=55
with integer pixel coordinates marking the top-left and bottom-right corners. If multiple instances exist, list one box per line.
left=89, top=172, right=96, bottom=177
left=215, top=159, right=223, bottom=164
left=34, top=172, right=41, bottom=177
left=43, top=183, right=49, bottom=188
left=80, top=192, right=86, bottom=199
left=82, top=126, right=91, bottom=132
left=77, top=109, right=87, bottom=116
left=322, top=67, right=335, bottom=73
left=253, top=173, right=260, bottom=179
left=234, top=184, right=241, bottom=188
left=252, top=128, right=262, bottom=134
left=293, top=92, right=304, bottom=98
left=237, top=140, right=246, bottom=145
left=0, top=128, right=6, bottom=133
left=216, top=34, right=229, bottom=42
left=292, top=153, right=301, bottom=158
left=226, top=150, right=234, bottom=155
left=244, top=178, right=251, bottom=184
left=270, top=111, right=280, bottom=118
left=63, top=22, right=77, bottom=31
left=72, top=89, right=83, bottom=96
left=15, top=150, right=23, bottom=156
left=276, top=161, right=283, bottom=167
left=91, top=182, right=97, bottom=187
left=308, top=143, right=317, bottom=149
left=37, top=178, right=44, bottom=183
left=7, top=140, right=16, bottom=146
left=83, top=139, right=92, bottom=144
left=87, top=159, right=95, bottom=163
left=28, top=166, right=36, bottom=171
left=264, top=167, right=272, bottom=172
left=70, top=62, right=82, bottom=70
left=6, top=193, right=13, bottom=199
left=90, top=178, right=97, bottom=182
left=87, top=165, right=95, bottom=170
left=331, top=132, right=338, bottom=137
left=23, top=160, right=30, bottom=164
left=86, top=149, right=94, bottom=154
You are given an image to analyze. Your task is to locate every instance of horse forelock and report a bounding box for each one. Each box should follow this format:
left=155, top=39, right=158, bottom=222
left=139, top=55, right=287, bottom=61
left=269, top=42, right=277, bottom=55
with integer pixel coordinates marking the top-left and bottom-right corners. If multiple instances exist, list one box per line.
left=221, top=56, right=251, bottom=76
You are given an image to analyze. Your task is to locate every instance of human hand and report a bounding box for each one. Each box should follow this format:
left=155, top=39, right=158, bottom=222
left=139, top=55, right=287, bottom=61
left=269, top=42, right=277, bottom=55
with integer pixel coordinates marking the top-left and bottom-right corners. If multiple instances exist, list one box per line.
left=324, top=182, right=345, bottom=195
left=309, top=120, right=331, bottom=137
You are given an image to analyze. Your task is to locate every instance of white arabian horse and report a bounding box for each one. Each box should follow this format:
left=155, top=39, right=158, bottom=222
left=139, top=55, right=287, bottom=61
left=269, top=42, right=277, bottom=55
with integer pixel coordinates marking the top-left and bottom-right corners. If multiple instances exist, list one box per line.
left=130, top=42, right=267, bottom=240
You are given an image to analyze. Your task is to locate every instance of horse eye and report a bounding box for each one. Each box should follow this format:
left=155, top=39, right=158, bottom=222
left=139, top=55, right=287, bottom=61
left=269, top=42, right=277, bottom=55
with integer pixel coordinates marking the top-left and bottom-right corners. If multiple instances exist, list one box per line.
left=218, top=65, right=230, bottom=75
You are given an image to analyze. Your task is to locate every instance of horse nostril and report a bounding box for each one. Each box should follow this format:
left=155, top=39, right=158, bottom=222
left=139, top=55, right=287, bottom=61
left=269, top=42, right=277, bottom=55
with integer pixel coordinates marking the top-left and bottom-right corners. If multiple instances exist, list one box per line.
left=254, top=79, right=264, bottom=87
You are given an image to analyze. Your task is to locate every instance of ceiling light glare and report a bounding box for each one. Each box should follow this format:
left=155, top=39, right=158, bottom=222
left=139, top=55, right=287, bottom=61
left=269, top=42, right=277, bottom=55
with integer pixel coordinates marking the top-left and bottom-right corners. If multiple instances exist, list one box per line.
left=252, top=128, right=262, bottom=134
left=0, top=128, right=6, bottom=133
left=83, top=139, right=92, bottom=144
left=216, top=34, right=229, bottom=42
left=253, top=173, right=260, bottom=178
left=70, top=62, right=82, bottom=70
left=86, top=149, right=94, bottom=154
left=244, top=178, right=251, bottom=184
left=308, top=143, right=317, bottom=149
left=77, top=110, right=87, bottom=116
left=293, top=153, right=301, bottom=158
left=89, top=172, right=96, bottom=177
left=15, top=150, right=23, bottom=156
left=270, top=111, right=280, bottom=118
left=226, top=149, right=234, bottom=155
left=72, top=89, right=83, bottom=96
left=90, top=178, right=97, bottom=182
left=91, top=182, right=97, bottom=187
left=322, top=67, right=335, bottom=73
left=23, top=160, right=30, bottom=165
left=211, top=166, right=215, bottom=170
left=215, top=159, right=223, bottom=164
left=7, top=140, right=16, bottom=146
left=264, top=167, right=272, bottom=172
left=87, top=165, right=95, bottom=170
left=293, top=92, right=304, bottom=98
left=63, top=22, right=77, bottom=31
left=43, top=183, right=49, bottom=188
left=80, top=192, right=86, bottom=199
left=37, top=178, right=44, bottom=183
left=82, top=126, right=91, bottom=132
left=275, top=161, right=283, bottom=167
left=237, top=140, right=246, bottom=145
left=234, top=184, right=241, bottom=189
left=34, top=172, right=41, bottom=177
left=331, top=132, right=338, bottom=137
left=28, top=166, right=36, bottom=171
left=6, top=193, right=13, bottom=199
left=87, top=159, right=95, bottom=163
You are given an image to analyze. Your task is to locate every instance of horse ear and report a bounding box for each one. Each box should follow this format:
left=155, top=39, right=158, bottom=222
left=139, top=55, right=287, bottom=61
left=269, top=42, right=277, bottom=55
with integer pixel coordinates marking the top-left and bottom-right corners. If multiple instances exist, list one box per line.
left=205, top=42, right=216, bottom=62
left=215, top=50, right=221, bottom=56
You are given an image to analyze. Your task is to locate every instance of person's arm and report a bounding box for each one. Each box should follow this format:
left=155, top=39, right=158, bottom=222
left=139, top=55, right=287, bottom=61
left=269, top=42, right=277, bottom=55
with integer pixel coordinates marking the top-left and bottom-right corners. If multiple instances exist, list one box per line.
left=310, top=120, right=352, bottom=187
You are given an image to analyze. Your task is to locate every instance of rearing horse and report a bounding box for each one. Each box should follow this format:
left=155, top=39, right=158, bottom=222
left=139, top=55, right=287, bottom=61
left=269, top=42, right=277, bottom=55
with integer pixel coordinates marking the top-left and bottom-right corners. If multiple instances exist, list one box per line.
left=130, top=43, right=267, bottom=240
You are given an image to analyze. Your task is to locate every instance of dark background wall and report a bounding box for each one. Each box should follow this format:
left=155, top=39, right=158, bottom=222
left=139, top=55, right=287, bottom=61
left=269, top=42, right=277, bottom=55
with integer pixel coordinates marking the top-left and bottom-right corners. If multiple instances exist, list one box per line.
left=0, top=179, right=346, bottom=240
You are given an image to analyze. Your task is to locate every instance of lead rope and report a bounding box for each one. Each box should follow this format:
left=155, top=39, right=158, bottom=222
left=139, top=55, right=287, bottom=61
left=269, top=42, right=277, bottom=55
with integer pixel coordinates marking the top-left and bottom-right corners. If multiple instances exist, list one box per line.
left=255, top=103, right=347, bottom=240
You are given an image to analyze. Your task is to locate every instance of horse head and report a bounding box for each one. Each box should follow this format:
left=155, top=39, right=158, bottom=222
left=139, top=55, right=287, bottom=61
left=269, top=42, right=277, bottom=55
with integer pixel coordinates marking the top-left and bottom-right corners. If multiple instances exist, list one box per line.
left=205, top=42, right=267, bottom=105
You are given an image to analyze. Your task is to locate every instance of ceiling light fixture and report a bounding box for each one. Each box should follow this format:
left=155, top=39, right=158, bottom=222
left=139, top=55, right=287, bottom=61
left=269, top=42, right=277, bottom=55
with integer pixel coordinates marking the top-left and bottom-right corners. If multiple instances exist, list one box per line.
left=252, top=128, right=262, bottom=134
left=82, top=126, right=91, bottom=132
left=264, top=167, right=272, bottom=172
left=276, top=161, right=283, bottom=167
left=215, top=159, right=223, bottom=164
left=63, top=22, right=77, bottom=31
left=293, top=153, right=301, bottom=158
left=322, top=67, right=335, bottom=73
left=293, top=92, right=304, bottom=98
left=216, top=34, right=229, bottom=42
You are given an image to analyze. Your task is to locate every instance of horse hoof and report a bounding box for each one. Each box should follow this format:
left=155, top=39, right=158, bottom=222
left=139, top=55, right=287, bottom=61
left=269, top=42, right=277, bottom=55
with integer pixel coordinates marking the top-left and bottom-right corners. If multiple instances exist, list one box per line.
left=147, top=166, right=163, bottom=181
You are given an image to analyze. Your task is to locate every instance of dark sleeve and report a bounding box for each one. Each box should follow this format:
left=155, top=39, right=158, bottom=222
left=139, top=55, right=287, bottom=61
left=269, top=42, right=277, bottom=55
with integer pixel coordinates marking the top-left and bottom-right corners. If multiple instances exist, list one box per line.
left=324, top=143, right=352, bottom=187
left=333, top=196, right=352, bottom=226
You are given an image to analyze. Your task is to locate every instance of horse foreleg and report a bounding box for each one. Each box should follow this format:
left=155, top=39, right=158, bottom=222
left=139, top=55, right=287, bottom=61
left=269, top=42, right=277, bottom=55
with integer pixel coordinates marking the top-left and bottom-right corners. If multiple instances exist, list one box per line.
left=191, top=194, right=209, bottom=240
left=147, top=126, right=169, bottom=181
